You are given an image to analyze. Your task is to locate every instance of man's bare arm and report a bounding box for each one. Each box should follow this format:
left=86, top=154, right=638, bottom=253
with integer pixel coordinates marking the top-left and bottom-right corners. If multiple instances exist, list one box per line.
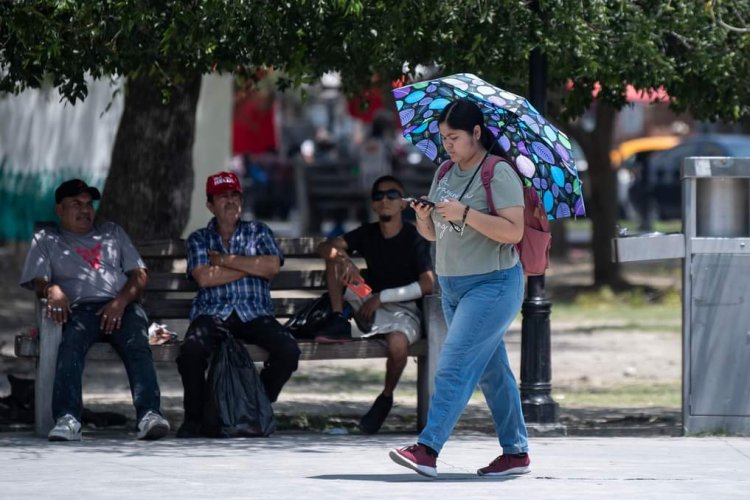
left=191, top=264, right=251, bottom=288
left=117, top=268, right=148, bottom=304
left=418, top=270, right=435, bottom=296
left=317, top=236, right=349, bottom=261
left=318, top=237, right=361, bottom=284
left=214, top=254, right=281, bottom=281
left=97, top=268, right=148, bottom=334
left=32, top=278, right=70, bottom=324
left=32, top=278, right=53, bottom=299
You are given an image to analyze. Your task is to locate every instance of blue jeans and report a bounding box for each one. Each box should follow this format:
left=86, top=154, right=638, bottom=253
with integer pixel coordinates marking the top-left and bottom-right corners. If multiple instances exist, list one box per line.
left=418, top=264, right=528, bottom=455
left=52, top=301, right=161, bottom=422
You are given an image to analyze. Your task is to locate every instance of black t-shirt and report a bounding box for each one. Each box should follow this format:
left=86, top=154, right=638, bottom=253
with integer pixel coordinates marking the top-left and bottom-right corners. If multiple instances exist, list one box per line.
left=343, top=222, right=433, bottom=293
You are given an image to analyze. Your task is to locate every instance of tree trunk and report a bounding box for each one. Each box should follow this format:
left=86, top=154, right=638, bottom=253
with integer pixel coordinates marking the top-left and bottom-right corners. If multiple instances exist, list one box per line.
left=566, top=102, right=625, bottom=287
left=97, top=76, right=202, bottom=241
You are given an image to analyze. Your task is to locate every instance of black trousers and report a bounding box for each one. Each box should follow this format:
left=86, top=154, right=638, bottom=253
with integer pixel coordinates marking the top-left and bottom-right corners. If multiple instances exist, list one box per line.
left=177, top=313, right=301, bottom=423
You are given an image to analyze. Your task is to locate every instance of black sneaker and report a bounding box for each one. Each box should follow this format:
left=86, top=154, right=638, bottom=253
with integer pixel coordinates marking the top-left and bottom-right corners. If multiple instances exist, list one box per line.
left=176, top=420, right=203, bottom=438
left=314, top=313, right=352, bottom=344
left=358, top=393, right=393, bottom=434
left=352, top=312, right=374, bottom=334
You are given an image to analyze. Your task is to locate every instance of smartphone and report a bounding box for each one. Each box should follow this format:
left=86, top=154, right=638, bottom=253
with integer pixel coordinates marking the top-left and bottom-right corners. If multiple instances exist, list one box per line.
left=347, top=277, right=373, bottom=298
left=404, top=197, right=435, bottom=208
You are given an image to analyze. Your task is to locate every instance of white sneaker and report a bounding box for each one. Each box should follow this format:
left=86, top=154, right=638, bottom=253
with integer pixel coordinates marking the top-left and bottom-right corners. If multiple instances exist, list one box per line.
left=48, top=414, right=82, bottom=441
left=137, top=410, right=170, bottom=440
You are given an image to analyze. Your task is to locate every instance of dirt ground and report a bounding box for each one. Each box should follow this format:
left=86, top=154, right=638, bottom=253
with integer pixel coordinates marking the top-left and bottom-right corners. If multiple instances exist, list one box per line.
left=0, top=242, right=682, bottom=436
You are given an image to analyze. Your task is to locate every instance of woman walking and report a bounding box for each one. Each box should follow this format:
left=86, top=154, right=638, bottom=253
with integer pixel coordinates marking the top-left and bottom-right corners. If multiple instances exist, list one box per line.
left=389, top=98, right=530, bottom=478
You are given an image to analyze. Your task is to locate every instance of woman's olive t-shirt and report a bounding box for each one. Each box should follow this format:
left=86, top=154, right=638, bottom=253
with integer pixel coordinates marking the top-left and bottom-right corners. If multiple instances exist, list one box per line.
left=427, top=158, right=524, bottom=276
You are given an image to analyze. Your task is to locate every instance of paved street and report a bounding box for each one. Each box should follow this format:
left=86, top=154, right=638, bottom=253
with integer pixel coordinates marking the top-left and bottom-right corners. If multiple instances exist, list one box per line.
left=1, top=432, right=748, bottom=499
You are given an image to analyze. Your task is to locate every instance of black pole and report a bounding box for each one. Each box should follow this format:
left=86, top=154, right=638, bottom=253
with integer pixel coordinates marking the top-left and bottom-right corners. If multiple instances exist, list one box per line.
left=521, top=44, right=560, bottom=426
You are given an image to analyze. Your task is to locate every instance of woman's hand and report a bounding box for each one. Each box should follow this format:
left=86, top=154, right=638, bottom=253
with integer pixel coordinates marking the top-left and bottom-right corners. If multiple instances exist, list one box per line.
left=435, top=198, right=465, bottom=222
left=410, top=198, right=434, bottom=221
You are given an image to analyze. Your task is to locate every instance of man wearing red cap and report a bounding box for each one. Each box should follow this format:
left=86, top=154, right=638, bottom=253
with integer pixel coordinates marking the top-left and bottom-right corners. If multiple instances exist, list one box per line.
left=20, top=179, right=170, bottom=441
left=176, top=171, right=301, bottom=438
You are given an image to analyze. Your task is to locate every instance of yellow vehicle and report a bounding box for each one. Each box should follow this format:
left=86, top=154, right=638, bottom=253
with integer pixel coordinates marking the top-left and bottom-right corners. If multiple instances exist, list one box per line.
left=610, top=135, right=681, bottom=221
left=610, top=135, right=681, bottom=168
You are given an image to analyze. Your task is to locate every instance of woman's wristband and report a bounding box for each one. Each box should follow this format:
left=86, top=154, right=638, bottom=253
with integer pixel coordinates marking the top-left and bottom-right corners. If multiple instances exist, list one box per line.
left=461, top=205, right=470, bottom=224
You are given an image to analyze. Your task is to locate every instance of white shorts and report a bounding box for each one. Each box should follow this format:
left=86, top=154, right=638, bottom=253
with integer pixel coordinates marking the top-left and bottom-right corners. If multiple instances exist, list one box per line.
left=343, top=288, right=422, bottom=345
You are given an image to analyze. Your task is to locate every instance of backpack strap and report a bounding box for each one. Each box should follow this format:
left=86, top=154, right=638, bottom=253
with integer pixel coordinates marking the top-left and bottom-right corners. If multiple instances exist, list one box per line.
left=480, top=154, right=507, bottom=214
left=437, top=159, right=454, bottom=181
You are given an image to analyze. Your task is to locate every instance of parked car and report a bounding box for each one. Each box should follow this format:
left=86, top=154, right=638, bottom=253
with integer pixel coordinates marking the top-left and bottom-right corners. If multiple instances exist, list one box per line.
left=610, top=135, right=682, bottom=221
left=638, top=134, right=750, bottom=221
left=610, top=135, right=682, bottom=169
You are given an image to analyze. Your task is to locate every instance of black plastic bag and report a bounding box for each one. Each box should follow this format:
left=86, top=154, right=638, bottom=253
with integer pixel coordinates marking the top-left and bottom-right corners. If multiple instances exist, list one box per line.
left=203, top=334, right=276, bottom=438
left=284, top=292, right=333, bottom=339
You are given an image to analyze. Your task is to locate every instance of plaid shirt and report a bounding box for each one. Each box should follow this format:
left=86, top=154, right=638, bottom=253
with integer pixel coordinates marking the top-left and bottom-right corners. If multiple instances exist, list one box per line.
left=186, top=218, right=284, bottom=322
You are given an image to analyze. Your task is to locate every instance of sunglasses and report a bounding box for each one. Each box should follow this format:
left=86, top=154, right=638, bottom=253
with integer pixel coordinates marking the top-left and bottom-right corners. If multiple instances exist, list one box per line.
left=372, top=189, right=403, bottom=201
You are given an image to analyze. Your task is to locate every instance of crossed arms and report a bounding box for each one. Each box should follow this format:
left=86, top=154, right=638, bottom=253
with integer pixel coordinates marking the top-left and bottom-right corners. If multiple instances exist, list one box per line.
left=191, top=252, right=281, bottom=288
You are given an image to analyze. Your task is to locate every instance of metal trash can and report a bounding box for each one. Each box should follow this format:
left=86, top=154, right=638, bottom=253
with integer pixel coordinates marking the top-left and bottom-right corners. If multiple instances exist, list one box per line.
left=696, top=177, right=749, bottom=237
left=613, top=157, right=750, bottom=435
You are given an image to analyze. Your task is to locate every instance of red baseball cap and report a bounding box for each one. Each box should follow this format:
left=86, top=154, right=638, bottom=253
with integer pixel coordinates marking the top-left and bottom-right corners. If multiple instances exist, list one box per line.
left=206, top=171, right=242, bottom=197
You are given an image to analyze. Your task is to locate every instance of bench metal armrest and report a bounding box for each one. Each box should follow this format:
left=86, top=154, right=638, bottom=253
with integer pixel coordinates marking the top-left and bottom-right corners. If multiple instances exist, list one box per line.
left=417, top=293, right=446, bottom=429
left=35, top=298, right=62, bottom=437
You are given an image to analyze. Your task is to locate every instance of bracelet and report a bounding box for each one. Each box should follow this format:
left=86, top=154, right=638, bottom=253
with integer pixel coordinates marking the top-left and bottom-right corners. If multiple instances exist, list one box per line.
left=461, top=205, right=470, bottom=224
left=43, top=283, right=54, bottom=298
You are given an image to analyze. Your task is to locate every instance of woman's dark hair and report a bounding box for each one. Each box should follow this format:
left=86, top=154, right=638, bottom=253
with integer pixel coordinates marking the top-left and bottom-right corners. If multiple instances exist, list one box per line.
left=437, top=98, right=507, bottom=159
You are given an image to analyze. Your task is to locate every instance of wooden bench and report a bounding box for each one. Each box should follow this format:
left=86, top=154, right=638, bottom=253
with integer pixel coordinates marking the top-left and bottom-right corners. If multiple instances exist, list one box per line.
left=14, top=236, right=447, bottom=437
left=292, top=156, right=436, bottom=235
left=293, top=158, right=370, bottom=234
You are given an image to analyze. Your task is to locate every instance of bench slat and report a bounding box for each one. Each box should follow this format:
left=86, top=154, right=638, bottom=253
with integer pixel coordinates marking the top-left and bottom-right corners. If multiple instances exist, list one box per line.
left=15, top=335, right=427, bottom=363
left=136, top=237, right=327, bottom=259
left=141, top=297, right=322, bottom=320
left=146, top=269, right=328, bottom=292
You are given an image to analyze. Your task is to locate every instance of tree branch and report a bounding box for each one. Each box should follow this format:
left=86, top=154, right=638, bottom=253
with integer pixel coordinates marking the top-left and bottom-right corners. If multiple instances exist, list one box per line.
left=711, top=0, right=750, bottom=33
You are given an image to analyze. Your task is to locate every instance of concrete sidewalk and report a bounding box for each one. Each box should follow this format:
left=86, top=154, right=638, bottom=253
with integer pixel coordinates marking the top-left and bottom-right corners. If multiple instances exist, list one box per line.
left=1, top=432, right=747, bottom=499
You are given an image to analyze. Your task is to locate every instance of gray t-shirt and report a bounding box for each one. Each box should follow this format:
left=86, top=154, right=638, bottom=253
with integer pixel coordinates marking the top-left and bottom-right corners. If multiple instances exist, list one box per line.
left=19, top=222, right=146, bottom=305
left=428, top=158, right=524, bottom=276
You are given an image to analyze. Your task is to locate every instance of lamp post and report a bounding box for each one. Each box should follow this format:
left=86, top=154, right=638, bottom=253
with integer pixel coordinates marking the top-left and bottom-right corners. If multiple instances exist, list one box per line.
left=520, top=41, right=563, bottom=430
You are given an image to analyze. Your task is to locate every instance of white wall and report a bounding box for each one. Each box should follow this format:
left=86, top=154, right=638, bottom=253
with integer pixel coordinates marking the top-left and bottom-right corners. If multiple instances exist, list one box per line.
left=0, top=74, right=232, bottom=241
left=184, top=73, right=233, bottom=238
left=0, top=78, right=124, bottom=184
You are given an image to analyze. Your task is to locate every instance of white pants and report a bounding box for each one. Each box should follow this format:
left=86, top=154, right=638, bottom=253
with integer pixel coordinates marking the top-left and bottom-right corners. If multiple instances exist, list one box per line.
left=343, top=288, right=422, bottom=345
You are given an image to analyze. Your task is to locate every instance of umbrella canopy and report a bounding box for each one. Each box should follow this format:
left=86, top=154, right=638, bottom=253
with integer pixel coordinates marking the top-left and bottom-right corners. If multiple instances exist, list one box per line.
left=393, top=73, right=585, bottom=219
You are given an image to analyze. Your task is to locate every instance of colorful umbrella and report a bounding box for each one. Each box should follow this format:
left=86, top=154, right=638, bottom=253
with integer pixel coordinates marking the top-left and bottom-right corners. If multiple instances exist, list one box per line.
left=392, top=73, right=585, bottom=219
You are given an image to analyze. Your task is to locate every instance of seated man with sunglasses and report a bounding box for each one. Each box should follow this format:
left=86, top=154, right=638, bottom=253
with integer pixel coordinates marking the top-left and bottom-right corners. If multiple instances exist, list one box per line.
left=317, top=175, right=435, bottom=434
